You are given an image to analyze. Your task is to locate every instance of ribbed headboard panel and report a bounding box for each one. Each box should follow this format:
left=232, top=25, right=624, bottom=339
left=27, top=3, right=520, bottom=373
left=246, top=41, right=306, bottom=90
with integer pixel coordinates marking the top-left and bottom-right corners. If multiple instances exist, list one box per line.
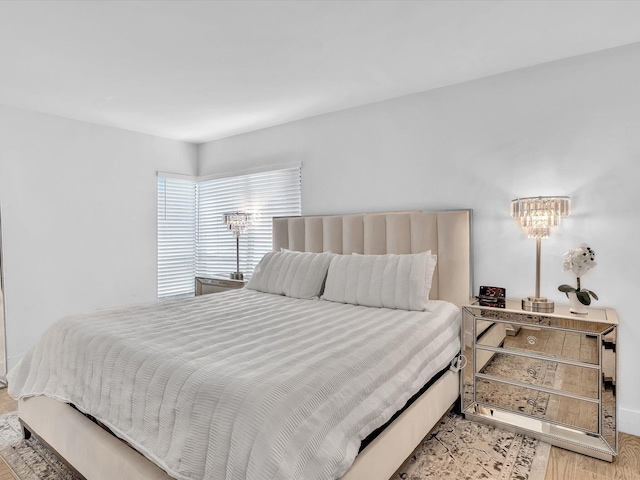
left=272, top=210, right=472, bottom=307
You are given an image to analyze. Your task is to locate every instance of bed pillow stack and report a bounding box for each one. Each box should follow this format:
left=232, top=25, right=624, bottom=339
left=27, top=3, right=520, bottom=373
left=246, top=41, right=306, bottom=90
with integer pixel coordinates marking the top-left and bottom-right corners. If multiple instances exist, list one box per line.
left=246, top=251, right=335, bottom=299
left=247, top=250, right=437, bottom=311
left=321, top=252, right=437, bottom=311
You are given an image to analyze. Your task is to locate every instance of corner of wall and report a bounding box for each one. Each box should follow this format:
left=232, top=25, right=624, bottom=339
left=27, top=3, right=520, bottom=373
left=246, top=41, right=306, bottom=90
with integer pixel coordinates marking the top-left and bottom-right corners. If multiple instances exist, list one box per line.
left=193, top=142, right=203, bottom=177
left=6, top=353, right=23, bottom=373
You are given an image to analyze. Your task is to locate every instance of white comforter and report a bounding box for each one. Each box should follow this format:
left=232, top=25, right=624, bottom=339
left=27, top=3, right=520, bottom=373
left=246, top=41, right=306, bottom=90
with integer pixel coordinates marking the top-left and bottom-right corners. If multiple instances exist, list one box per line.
left=8, top=289, right=460, bottom=480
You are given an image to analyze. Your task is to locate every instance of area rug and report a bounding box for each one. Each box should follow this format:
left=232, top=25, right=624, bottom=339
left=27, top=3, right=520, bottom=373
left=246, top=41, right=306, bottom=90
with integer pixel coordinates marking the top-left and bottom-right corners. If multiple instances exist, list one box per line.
left=392, top=412, right=550, bottom=480
left=0, top=409, right=549, bottom=480
left=0, top=412, right=80, bottom=480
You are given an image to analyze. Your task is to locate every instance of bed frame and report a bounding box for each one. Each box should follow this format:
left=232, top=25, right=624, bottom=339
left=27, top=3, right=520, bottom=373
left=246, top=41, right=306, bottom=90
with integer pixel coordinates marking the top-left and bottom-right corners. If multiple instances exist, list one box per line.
left=18, top=210, right=472, bottom=480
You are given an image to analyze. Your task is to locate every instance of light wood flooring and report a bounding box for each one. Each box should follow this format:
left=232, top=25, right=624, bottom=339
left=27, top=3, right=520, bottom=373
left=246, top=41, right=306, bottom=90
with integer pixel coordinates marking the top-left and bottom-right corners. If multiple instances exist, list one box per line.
left=0, top=387, right=17, bottom=480
left=0, top=388, right=636, bottom=479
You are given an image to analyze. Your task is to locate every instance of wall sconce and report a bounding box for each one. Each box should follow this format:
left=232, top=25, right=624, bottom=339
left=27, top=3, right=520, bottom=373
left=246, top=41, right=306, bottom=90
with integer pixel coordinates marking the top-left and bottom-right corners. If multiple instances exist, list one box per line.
left=511, top=196, right=571, bottom=312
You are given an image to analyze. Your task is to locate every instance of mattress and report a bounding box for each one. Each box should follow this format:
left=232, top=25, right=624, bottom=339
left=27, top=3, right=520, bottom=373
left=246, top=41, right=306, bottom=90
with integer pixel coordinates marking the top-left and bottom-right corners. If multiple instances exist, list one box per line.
left=8, top=289, right=460, bottom=480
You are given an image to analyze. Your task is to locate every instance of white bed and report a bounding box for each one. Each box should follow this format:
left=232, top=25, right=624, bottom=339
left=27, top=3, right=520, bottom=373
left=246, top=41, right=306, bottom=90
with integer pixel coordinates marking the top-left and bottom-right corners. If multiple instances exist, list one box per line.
left=9, top=210, right=471, bottom=480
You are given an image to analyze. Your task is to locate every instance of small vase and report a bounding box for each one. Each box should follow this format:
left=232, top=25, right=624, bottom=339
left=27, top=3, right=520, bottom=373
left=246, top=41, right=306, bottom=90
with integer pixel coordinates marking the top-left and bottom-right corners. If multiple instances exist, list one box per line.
left=568, top=292, right=588, bottom=315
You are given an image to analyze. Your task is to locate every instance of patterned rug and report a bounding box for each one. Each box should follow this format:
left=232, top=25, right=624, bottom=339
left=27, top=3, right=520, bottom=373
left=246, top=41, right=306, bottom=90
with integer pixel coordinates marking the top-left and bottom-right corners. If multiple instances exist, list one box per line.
left=0, top=408, right=550, bottom=480
left=0, top=412, right=79, bottom=479
left=393, top=412, right=550, bottom=480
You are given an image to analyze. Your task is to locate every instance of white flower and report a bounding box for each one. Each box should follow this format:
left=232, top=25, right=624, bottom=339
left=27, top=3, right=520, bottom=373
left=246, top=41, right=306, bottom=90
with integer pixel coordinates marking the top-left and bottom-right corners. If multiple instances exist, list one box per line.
left=562, top=243, right=597, bottom=278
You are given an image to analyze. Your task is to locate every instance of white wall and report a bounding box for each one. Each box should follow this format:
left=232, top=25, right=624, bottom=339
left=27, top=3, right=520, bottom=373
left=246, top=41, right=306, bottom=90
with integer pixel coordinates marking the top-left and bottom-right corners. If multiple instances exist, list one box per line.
left=0, top=104, right=197, bottom=369
left=199, top=42, right=640, bottom=435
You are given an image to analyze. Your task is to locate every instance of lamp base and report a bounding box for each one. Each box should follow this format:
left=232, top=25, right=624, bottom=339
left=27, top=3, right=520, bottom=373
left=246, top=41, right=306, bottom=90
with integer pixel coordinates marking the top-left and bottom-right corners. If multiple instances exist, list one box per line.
left=230, top=272, right=244, bottom=281
left=521, top=296, right=555, bottom=313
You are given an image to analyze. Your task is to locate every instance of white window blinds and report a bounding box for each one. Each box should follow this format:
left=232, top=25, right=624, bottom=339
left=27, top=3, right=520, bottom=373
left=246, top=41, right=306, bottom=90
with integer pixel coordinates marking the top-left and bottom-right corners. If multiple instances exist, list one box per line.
left=157, top=176, right=197, bottom=298
left=157, top=167, right=301, bottom=299
left=197, top=167, right=301, bottom=279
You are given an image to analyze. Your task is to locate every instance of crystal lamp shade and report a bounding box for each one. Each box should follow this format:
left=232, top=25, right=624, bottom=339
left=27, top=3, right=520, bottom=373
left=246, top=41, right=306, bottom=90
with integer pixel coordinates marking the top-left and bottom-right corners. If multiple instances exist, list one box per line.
left=223, top=212, right=252, bottom=238
left=511, top=196, right=571, bottom=238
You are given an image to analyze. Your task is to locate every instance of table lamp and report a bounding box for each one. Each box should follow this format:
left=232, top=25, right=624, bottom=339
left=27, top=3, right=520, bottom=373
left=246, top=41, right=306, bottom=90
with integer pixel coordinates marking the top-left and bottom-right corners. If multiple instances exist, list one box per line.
left=511, top=196, right=570, bottom=312
left=223, top=212, right=252, bottom=280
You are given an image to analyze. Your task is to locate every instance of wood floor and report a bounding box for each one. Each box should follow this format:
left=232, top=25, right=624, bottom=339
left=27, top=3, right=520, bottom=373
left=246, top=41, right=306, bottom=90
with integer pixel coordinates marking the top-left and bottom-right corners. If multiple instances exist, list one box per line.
left=0, top=388, right=636, bottom=479
left=0, top=386, right=17, bottom=480
left=545, top=434, right=640, bottom=480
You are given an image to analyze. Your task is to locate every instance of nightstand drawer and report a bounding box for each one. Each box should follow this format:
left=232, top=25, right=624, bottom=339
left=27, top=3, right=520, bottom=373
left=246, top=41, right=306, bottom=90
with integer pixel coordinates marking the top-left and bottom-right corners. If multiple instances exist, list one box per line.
left=475, top=377, right=599, bottom=433
left=476, top=350, right=599, bottom=399
left=476, top=322, right=600, bottom=365
left=477, top=306, right=611, bottom=334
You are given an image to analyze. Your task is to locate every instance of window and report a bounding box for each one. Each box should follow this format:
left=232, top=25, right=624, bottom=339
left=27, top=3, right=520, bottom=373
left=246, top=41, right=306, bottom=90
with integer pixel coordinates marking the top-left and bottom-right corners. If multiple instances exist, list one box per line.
left=196, top=167, right=301, bottom=280
left=157, top=166, right=301, bottom=299
left=157, top=176, right=197, bottom=299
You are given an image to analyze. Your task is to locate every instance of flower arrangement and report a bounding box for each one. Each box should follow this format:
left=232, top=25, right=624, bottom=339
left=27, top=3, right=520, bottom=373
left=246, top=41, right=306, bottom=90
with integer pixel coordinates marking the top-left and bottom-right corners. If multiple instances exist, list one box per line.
left=558, top=243, right=598, bottom=306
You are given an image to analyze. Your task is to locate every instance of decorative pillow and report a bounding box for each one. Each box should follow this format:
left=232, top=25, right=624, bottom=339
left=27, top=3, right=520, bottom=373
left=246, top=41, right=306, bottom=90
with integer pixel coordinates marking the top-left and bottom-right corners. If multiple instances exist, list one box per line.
left=246, top=251, right=335, bottom=299
left=321, top=252, right=437, bottom=311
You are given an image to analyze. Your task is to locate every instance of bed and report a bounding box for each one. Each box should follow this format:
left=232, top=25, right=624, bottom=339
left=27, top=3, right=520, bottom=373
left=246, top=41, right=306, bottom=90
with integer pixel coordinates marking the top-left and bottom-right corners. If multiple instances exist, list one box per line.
left=8, top=210, right=471, bottom=480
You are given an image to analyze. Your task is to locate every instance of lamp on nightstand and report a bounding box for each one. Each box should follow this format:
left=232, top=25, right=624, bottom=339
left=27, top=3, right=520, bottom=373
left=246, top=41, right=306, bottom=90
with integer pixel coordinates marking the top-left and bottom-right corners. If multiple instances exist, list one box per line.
left=511, top=196, right=570, bottom=313
left=223, top=212, right=252, bottom=280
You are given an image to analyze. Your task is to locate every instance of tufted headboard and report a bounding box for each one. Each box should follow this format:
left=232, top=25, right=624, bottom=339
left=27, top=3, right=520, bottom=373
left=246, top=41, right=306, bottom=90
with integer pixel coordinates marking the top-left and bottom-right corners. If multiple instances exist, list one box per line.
left=272, top=210, right=472, bottom=307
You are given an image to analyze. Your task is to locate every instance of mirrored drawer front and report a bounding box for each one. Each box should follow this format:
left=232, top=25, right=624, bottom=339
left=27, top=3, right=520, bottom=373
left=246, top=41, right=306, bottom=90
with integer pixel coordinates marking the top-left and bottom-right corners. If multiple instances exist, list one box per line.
left=476, top=351, right=599, bottom=399
left=474, top=308, right=613, bottom=334
left=476, top=377, right=599, bottom=433
left=477, top=323, right=600, bottom=365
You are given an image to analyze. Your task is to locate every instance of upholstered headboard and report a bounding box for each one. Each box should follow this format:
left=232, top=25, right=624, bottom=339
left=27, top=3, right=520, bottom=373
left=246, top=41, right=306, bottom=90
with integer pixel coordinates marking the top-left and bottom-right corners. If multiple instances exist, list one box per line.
left=272, top=210, right=472, bottom=307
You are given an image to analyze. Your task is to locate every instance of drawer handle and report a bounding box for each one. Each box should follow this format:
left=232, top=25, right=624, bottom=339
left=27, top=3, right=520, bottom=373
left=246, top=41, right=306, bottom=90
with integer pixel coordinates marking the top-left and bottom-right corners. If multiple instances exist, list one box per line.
left=527, top=335, right=537, bottom=345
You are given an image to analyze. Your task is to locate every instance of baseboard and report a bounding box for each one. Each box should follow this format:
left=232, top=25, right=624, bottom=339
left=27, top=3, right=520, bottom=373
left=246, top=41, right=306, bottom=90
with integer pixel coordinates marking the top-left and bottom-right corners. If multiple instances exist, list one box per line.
left=619, top=407, right=640, bottom=437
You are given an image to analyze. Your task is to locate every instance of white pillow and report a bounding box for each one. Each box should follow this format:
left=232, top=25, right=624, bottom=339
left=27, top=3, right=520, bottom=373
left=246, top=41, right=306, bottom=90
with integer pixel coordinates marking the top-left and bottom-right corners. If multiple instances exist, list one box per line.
left=321, top=252, right=437, bottom=311
left=246, top=251, right=335, bottom=299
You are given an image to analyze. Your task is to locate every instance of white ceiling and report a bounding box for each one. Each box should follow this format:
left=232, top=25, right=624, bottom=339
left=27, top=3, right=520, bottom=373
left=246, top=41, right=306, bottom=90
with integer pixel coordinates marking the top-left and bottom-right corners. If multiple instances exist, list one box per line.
left=1, top=1, right=640, bottom=144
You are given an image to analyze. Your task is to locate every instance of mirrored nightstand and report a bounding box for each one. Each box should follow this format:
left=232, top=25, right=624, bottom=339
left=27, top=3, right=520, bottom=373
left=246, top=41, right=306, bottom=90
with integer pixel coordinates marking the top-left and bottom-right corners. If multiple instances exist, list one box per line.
left=461, top=300, right=618, bottom=461
left=195, top=276, right=246, bottom=296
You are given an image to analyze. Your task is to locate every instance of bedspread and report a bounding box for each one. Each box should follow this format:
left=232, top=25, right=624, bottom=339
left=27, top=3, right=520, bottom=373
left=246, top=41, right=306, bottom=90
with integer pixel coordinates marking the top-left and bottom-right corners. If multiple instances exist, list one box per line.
left=8, top=289, right=460, bottom=480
